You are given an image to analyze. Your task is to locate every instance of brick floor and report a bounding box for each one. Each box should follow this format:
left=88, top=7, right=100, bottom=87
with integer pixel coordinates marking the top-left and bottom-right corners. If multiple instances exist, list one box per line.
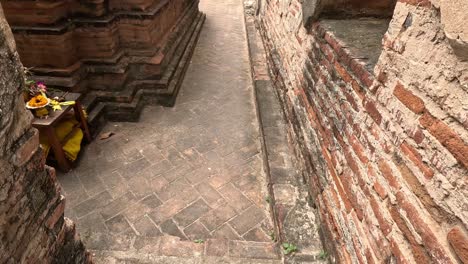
left=58, top=0, right=273, bottom=244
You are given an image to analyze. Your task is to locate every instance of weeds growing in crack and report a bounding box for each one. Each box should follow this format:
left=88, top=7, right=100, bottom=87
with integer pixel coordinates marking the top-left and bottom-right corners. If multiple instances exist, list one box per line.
left=318, top=250, right=329, bottom=260
left=282, top=243, right=298, bottom=255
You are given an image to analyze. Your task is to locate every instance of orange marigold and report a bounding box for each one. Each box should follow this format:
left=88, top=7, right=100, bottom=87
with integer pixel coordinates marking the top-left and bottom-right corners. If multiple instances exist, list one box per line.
left=28, top=95, right=48, bottom=108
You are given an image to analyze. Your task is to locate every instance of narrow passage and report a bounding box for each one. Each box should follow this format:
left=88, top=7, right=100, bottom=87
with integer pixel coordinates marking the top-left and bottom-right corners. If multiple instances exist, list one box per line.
left=59, top=0, right=273, bottom=245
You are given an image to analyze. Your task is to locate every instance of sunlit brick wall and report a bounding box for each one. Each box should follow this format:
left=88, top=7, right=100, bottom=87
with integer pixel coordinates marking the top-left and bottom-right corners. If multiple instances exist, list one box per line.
left=258, top=0, right=468, bottom=262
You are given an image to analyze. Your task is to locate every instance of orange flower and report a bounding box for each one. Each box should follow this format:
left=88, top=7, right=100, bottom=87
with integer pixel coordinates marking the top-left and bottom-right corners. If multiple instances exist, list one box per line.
left=28, top=95, right=48, bottom=108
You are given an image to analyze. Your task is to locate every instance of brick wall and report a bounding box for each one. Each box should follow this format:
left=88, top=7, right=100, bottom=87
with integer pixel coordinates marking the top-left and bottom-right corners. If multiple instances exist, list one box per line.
left=4, top=0, right=195, bottom=69
left=0, top=6, right=92, bottom=263
left=0, top=0, right=204, bottom=131
left=258, top=0, right=468, bottom=263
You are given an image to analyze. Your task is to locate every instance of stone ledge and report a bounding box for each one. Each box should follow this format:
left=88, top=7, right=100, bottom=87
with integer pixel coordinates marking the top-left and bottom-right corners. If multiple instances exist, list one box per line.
left=10, top=0, right=198, bottom=69
left=87, top=232, right=280, bottom=261
left=2, top=0, right=172, bottom=27
left=28, top=2, right=199, bottom=90
left=243, top=7, right=326, bottom=264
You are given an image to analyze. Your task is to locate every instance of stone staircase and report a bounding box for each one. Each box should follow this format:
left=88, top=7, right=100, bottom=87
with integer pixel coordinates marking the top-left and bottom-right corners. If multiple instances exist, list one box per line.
left=82, top=9, right=206, bottom=134
left=81, top=231, right=281, bottom=263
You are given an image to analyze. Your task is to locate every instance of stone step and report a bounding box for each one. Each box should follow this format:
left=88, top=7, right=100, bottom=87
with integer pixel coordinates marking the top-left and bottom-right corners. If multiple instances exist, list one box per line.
left=16, top=0, right=199, bottom=92
left=84, top=12, right=205, bottom=133
left=84, top=232, right=281, bottom=264
left=84, top=8, right=203, bottom=106
left=7, top=0, right=173, bottom=29
left=93, top=254, right=280, bottom=264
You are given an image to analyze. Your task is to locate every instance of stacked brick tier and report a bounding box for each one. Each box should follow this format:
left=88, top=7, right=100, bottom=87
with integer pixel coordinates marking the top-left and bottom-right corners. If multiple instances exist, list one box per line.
left=258, top=0, right=468, bottom=263
left=1, top=0, right=205, bottom=131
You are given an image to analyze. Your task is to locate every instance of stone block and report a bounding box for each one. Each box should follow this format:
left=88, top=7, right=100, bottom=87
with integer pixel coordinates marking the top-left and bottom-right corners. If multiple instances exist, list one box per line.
left=11, top=128, right=39, bottom=167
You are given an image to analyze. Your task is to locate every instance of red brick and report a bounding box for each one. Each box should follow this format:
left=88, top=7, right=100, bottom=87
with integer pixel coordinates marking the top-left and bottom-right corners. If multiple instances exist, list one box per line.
left=323, top=30, right=353, bottom=67
left=361, top=215, right=391, bottom=260
left=377, top=159, right=400, bottom=190
left=444, top=137, right=468, bottom=168
left=343, top=148, right=364, bottom=186
left=321, top=58, right=333, bottom=75
left=370, top=83, right=381, bottom=94
left=341, top=246, right=354, bottom=264
left=320, top=43, right=335, bottom=62
left=419, top=112, right=468, bottom=168
left=419, top=111, right=437, bottom=127
left=364, top=140, right=376, bottom=158
left=400, top=142, right=434, bottom=179
left=394, top=156, right=448, bottom=223
left=393, top=82, right=425, bottom=114
left=351, top=236, right=366, bottom=264
left=369, top=197, right=392, bottom=236
left=349, top=214, right=369, bottom=264
left=328, top=167, right=353, bottom=213
left=322, top=190, right=345, bottom=240
left=381, top=139, right=394, bottom=154
left=388, top=204, right=432, bottom=263
left=365, top=249, right=376, bottom=264
left=370, top=123, right=381, bottom=140
left=363, top=99, right=382, bottom=125
left=323, top=143, right=352, bottom=213
left=363, top=223, right=392, bottom=263
left=324, top=32, right=343, bottom=55
left=349, top=134, right=369, bottom=164
left=447, top=227, right=468, bottom=263
left=389, top=238, right=410, bottom=264
left=341, top=172, right=364, bottom=220
left=396, top=192, right=453, bottom=263
left=308, top=171, right=322, bottom=202
left=376, top=69, right=388, bottom=85
left=351, top=211, right=366, bottom=238
left=410, top=128, right=425, bottom=144
left=329, top=186, right=342, bottom=209
left=12, top=129, right=39, bottom=167
left=373, top=181, right=387, bottom=199
left=46, top=198, right=65, bottom=229
left=352, top=79, right=366, bottom=100
left=337, top=46, right=353, bottom=68
left=341, top=87, right=359, bottom=112
left=350, top=59, right=374, bottom=88
left=367, top=166, right=377, bottom=179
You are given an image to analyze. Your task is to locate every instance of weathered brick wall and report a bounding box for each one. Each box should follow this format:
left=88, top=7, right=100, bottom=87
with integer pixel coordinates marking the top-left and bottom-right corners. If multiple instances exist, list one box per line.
left=0, top=0, right=204, bottom=131
left=3, top=0, right=196, bottom=69
left=0, top=5, right=92, bottom=263
left=258, top=0, right=468, bottom=263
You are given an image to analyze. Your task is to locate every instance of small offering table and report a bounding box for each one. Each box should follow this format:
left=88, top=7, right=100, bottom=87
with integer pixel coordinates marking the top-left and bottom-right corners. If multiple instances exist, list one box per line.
left=31, top=92, right=91, bottom=172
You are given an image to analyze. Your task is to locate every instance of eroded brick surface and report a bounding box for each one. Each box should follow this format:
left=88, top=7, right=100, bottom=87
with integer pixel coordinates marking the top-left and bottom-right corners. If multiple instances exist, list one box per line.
left=258, top=0, right=468, bottom=263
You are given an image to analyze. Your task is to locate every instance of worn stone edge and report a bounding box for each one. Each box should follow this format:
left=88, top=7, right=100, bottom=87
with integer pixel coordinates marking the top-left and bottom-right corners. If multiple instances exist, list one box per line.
left=241, top=3, right=282, bottom=260
left=242, top=2, right=328, bottom=264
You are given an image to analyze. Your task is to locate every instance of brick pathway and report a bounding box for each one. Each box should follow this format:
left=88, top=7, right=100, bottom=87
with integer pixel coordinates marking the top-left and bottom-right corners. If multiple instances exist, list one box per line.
left=58, top=0, right=274, bottom=246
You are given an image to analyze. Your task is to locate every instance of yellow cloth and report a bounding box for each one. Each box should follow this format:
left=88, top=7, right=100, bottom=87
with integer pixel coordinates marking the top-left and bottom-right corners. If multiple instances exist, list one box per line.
left=40, top=118, right=83, bottom=161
